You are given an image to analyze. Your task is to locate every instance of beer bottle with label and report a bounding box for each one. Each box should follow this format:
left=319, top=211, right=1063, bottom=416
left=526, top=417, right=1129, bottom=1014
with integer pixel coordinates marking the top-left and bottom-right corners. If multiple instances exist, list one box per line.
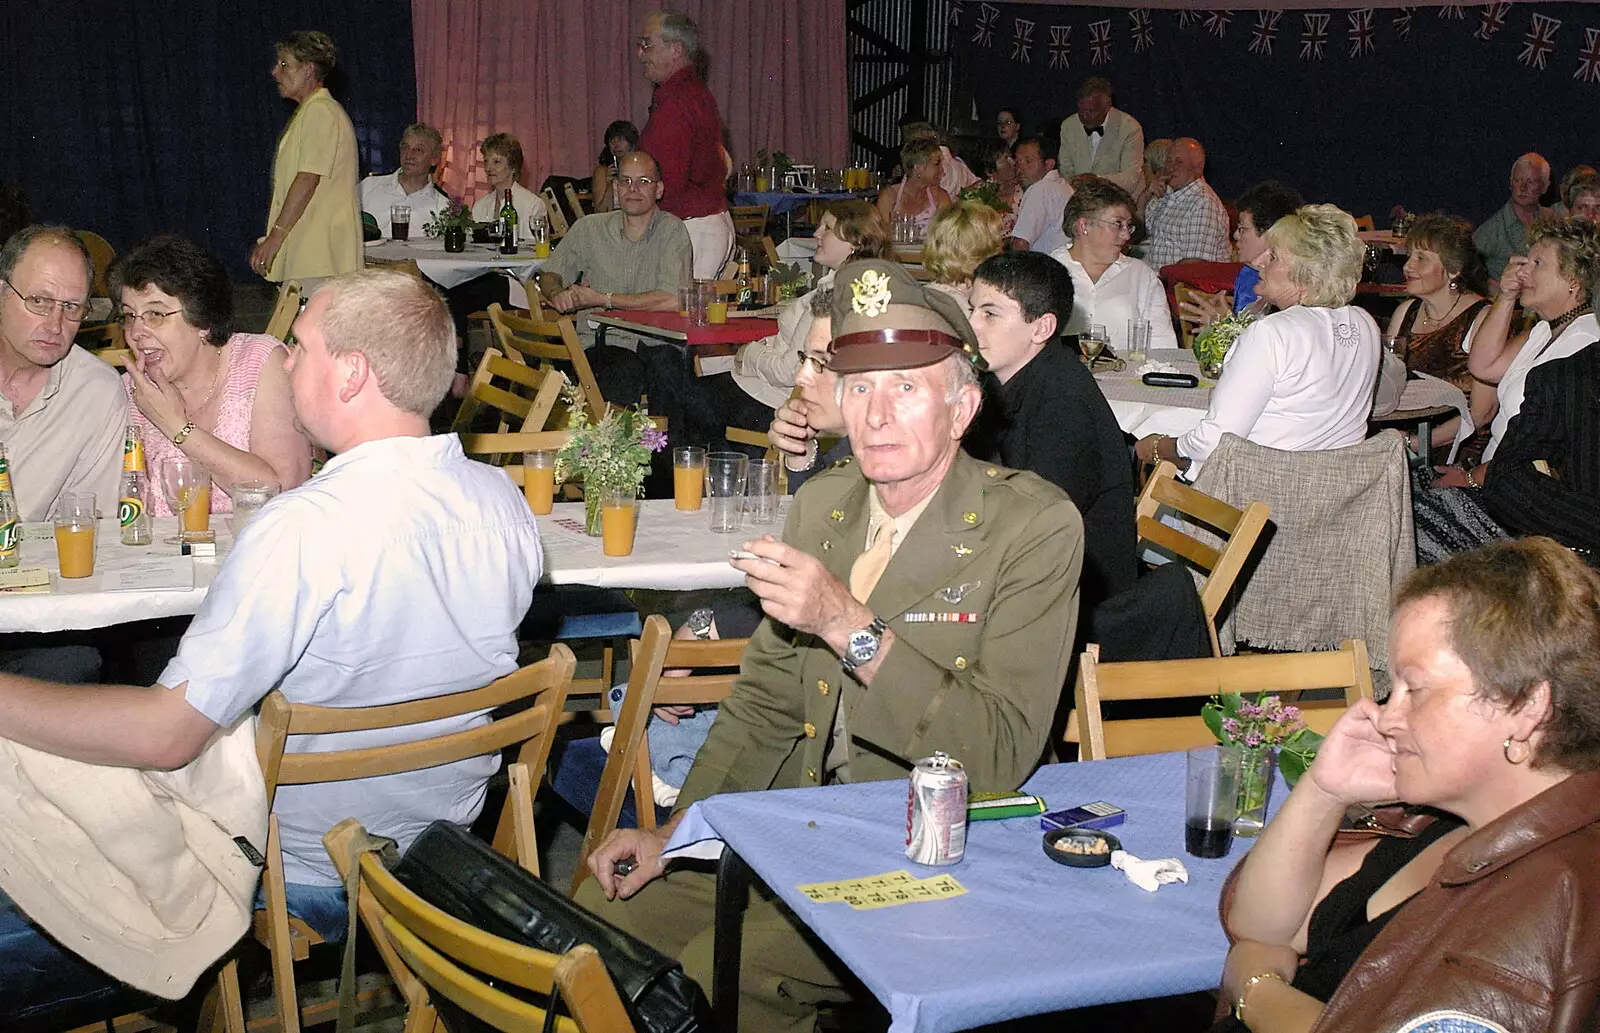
left=498, top=189, right=519, bottom=255
left=119, top=425, right=153, bottom=546
left=735, top=249, right=755, bottom=309
left=611, top=155, right=622, bottom=210
left=0, top=442, right=18, bottom=568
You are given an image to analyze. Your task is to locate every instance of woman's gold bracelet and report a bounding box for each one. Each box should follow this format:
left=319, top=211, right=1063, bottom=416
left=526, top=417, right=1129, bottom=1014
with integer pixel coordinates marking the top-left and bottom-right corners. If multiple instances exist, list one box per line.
left=1234, top=971, right=1288, bottom=1024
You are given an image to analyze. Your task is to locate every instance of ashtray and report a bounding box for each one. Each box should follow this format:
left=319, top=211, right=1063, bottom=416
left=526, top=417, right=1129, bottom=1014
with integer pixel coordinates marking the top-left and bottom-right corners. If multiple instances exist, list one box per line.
left=1042, top=827, right=1120, bottom=868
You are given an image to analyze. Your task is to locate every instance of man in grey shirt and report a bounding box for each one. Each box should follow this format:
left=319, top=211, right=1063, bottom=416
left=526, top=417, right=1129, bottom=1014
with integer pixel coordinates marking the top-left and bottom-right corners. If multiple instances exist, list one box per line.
left=536, top=149, right=693, bottom=344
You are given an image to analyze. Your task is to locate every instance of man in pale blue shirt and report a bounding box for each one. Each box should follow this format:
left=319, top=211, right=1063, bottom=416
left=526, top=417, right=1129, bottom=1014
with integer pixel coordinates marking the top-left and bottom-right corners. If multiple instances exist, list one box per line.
left=0, top=268, right=543, bottom=1006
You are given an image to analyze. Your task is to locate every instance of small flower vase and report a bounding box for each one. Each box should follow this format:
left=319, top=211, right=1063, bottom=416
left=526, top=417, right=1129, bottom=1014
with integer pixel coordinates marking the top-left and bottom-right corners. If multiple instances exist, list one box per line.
left=443, top=226, right=467, bottom=253
left=584, top=492, right=604, bottom=536
left=1232, top=747, right=1277, bottom=837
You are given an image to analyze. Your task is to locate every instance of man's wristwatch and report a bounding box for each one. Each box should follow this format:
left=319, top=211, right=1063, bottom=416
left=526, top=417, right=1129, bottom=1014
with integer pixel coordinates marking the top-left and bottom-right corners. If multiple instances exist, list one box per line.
left=840, top=616, right=887, bottom=674
left=685, top=608, right=716, bottom=640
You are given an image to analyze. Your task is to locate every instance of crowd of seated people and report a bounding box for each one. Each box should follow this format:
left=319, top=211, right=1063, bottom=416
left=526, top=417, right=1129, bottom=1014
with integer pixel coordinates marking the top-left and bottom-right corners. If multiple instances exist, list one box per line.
left=11, top=19, right=1600, bottom=1032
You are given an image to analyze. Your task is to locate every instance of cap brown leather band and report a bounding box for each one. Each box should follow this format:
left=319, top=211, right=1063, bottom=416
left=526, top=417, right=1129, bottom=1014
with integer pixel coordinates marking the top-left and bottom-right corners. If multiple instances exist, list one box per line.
left=831, top=328, right=964, bottom=350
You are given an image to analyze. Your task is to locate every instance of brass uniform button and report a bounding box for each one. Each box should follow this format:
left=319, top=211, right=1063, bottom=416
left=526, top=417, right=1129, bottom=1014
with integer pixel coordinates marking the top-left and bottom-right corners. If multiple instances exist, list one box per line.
left=806, top=767, right=818, bottom=782
left=822, top=540, right=832, bottom=551
left=804, top=722, right=817, bottom=738
left=986, top=467, right=998, bottom=477
left=954, top=656, right=968, bottom=670
left=962, top=511, right=978, bottom=524
left=830, top=509, right=845, bottom=521
left=817, top=679, right=830, bottom=696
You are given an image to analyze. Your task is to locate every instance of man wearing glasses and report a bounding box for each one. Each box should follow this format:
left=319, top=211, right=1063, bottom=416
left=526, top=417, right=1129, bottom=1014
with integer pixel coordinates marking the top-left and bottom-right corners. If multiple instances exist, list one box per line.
left=535, top=150, right=692, bottom=337
left=0, top=226, right=125, bottom=523
left=634, top=10, right=734, bottom=280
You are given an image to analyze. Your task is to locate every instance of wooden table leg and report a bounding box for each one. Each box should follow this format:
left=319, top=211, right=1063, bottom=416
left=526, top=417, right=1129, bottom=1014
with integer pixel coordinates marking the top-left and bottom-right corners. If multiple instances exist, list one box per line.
left=713, top=848, right=751, bottom=1033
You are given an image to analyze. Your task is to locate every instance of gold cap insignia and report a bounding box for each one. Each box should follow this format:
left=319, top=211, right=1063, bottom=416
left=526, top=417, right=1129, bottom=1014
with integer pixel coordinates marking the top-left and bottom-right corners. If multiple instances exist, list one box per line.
left=849, top=268, right=892, bottom=318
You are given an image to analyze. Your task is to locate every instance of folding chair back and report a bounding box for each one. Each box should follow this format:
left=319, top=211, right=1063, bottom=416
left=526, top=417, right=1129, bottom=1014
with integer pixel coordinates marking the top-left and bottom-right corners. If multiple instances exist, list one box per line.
left=1065, top=640, right=1374, bottom=760
left=541, top=187, right=570, bottom=237
left=729, top=204, right=769, bottom=237
left=74, top=230, right=116, bottom=298
left=488, top=303, right=607, bottom=419
left=265, top=281, right=305, bottom=341
left=452, top=348, right=567, bottom=443
left=572, top=616, right=747, bottom=892
left=1136, top=461, right=1271, bottom=655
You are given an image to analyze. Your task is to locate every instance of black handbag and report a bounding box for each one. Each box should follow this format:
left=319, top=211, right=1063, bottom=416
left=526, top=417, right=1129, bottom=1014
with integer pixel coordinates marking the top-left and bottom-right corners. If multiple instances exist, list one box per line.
left=391, top=821, right=707, bottom=1033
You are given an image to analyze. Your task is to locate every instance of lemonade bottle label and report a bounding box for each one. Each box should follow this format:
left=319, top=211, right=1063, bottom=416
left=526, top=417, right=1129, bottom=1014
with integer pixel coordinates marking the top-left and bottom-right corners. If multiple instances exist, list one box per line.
left=119, top=496, right=144, bottom=528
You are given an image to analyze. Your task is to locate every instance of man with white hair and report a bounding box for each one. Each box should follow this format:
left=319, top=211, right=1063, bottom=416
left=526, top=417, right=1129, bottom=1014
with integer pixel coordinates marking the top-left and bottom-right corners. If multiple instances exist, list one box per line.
left=1141, top=137, right=1231, bottom=269
left=360, top=122, right=450, bottom=233
left=636, top=9, right=734, bottom=278
left=577, top=257, right=1083, bottom=1032
left=1475, top=152, right=1554, bottom=282
left=0, top=270, right=543, bottom=1007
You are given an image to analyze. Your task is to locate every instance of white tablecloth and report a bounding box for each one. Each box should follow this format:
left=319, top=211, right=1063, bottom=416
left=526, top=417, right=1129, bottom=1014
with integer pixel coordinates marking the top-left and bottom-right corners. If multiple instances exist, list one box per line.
left=1095, top=348, right=1212, bottom=438
left=365, top=238, right=545, bottom=308
left=0, top=518, right=233, bottom=634
left=537, top=498, right=780, bottom=591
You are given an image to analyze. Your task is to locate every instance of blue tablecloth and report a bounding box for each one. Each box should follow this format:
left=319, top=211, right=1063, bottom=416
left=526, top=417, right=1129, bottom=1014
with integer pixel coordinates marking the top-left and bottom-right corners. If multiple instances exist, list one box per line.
left=732, top=191, right=866, bottom=215
left=666, top=751, right=1285, bottom=1033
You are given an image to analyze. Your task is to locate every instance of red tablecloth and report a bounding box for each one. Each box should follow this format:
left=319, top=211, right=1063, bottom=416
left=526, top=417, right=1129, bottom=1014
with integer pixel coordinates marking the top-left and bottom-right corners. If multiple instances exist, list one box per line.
left=596, top=310, right=779, bottom=347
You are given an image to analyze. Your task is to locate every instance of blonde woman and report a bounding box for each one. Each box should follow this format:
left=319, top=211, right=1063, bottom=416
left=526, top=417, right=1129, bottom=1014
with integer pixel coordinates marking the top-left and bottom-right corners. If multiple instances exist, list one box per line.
left=875, top=138, right=952, bottom=235
left=921, top=199, right=1004, bottom=313
left=1135, top=205, right=1380, bottom=477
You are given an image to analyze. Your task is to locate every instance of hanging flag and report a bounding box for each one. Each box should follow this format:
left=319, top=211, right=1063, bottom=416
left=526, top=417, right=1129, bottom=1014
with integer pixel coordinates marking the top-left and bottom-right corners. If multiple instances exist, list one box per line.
left=948, top=1, right=965, bottom=28
left=1437, top=5, right=1467, bottom=18
left=1519, top=12, right=1562, bottom=68
left=1393, top=7, right=1417, bottom=40
left=1204, top=10, right=1234, bottom=37
left=1249, top=11, right=1282, bottom=54
left=1474, top=3, right=1512, bottom=41
left=1012, top=17, right=1036, bottom=62
left=973, top=3, right=999, bottom=48
left=1349, top=8, right=1376, bottom=56
left=1089, top=19, right=1113, bottom=63
left=1577, top=26, right=1600, bottom=82
left=1130, top=10, right=1155, bottom=52
left=1301, top=12, right=1330, bottom=59
left=1049, top=24, right=1072, bottom=68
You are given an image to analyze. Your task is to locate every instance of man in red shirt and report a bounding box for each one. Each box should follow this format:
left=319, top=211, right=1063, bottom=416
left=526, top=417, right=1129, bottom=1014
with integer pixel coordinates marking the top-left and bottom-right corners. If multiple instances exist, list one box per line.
left=635, top=10, right=734, bottom=279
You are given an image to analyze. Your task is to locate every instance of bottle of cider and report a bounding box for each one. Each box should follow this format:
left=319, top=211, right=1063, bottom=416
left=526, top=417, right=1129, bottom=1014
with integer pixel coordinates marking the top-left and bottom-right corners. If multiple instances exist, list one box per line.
left=119, top=425, right=153, bottom=546
left=0, top=443, right=18, bottom=567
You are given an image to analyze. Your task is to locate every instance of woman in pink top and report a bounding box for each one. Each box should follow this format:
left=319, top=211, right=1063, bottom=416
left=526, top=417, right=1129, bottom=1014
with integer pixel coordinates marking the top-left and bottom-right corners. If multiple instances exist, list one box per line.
left=110, top=236, right=312, bottom=514
left=875, top=137, right=951, bottom=234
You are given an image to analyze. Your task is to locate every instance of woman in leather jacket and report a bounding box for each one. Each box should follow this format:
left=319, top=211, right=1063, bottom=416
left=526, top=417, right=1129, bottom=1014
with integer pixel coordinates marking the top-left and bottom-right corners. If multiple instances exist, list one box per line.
left=1221, top=536, right=1600, bottom=1033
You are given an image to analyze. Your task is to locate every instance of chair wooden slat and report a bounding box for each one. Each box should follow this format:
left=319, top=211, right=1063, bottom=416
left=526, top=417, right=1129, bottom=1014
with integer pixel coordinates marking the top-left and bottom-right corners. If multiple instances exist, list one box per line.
left=265, top=281, right=304, bottom=342
left=488, top=303, right=606, bottom=419
left=1066, top=640, right=1374, bottom=760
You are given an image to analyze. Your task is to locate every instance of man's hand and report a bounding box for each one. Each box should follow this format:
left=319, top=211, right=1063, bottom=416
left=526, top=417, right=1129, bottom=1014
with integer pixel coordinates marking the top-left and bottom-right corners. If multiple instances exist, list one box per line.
left=653, top=704, right=696, bottom=725
left=732, top=536, right=869, bottom=649
left=1134, top=434, right=1161, bottom=465
left=550, top=284, right=606, bottom=313
left=769, top=399, right=814, bottom=460
left=1431, top=465, right=1470, bottom=489
left=587, top=826, right=673, bottom=900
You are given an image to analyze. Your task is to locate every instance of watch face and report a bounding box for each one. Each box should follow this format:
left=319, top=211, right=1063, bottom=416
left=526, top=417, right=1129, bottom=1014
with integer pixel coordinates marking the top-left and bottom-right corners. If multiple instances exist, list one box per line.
left=686, top=608, right=715, bottom=638
left=847, top=628, right=880, bottom=664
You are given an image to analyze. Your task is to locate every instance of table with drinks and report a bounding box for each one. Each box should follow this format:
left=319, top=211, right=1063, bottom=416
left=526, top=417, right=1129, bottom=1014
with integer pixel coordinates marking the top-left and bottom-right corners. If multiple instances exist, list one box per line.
left=364, top=202, right=548, bottom=314
left=666, top=748, right=1288, bottom=1033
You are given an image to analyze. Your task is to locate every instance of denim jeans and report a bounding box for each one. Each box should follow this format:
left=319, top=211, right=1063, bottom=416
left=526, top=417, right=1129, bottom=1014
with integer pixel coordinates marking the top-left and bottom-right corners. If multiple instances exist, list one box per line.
left=0, top=886, right=129, bottom=1023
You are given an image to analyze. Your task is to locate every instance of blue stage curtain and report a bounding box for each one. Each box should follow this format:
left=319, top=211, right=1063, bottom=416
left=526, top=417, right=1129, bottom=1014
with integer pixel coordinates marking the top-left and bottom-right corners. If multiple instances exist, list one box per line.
left=953, top=2, right=1600, bottom=224
left=0, top=1, right=416, bottom=279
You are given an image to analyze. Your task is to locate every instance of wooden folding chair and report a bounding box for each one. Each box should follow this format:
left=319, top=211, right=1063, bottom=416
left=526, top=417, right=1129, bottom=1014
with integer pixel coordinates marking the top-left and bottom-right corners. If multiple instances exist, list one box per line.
left=1171, top=283, right=1211, bottom=350
left=541, top=188, right=570, bottom=238
left=1136, top=461, right=1271, bottom=656
left=487, top=303, right=608, bottom=419
left=452, top=348, right=568, bottom=456
left=74, top=229, right=116, bottom=298
left=1064, top=639, right=1374, bottom=760
left=1352, top=215, right=1377, bottom=233
left=325, top=819, right=636, bottom=1033
left=222, top=646, right=576, bottom=1033
left=458, top=430, right=573, bottom=488
left=571, top=615, right=748, bottom=893
left=264, top=281, right=304, bottom=342
left=729, top=204, right=769, bottom=238
left=563, top=182, right=590, bottom=219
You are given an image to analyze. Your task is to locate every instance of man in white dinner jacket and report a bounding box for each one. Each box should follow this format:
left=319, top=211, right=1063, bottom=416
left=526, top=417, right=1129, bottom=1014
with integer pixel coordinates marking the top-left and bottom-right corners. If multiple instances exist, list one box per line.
left=1056, top=76, right=1145, bottom=195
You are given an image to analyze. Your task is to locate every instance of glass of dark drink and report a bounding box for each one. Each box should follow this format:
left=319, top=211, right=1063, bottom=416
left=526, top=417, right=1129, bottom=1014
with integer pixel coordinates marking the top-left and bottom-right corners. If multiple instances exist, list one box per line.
left=390, top=205, right=411, bottom=242
left=1184, top=745, right=1239, bottom=859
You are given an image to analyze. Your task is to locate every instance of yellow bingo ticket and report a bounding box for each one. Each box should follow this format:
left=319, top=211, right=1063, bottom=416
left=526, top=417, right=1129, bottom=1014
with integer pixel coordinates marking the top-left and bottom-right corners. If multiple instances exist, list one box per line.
left=796, top=870, right=967, bottom=910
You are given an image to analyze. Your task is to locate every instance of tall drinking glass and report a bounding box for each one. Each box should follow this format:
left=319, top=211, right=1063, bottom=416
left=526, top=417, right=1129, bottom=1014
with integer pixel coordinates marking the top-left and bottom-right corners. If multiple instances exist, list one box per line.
left=1184, top=745, right=1240, bottom=859
left=600, top=485, right=638, bottom=557
left=745, top=458, right=778, bottom=524
left=673, top=446, right=706, bottom=511
left=390, top=205, right=411, bottom=241
left=522, top=451, right=556, bottom=515
left=228, top=480, right=280, bottom=536
left=53, top=493, right=98, bottom=579
left=158, top=456, right=210, bottom=544
left=706, top=452, right=748, bottom=533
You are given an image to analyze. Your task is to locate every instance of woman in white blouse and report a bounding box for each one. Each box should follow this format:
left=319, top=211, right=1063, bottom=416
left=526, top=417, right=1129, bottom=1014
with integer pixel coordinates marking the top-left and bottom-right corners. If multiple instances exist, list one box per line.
left=1134, top=205, right=1380, bottom=477
left=1047, top=177, right=1177, bottom=354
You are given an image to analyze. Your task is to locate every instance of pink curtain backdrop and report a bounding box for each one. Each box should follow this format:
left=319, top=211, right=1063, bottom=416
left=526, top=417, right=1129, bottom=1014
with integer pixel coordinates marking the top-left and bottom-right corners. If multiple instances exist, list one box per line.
left=411, top=0, right=848, bottom=205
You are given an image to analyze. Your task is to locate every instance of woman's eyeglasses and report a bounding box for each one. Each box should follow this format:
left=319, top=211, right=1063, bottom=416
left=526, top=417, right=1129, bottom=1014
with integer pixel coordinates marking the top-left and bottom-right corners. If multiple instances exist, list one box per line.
left=119, top=308, right=185, bottom=330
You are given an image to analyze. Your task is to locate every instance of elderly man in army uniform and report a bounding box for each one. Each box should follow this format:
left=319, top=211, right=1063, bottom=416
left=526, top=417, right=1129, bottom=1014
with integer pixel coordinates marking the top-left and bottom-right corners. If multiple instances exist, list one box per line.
left=578, top=258, right=1084, bottom=1033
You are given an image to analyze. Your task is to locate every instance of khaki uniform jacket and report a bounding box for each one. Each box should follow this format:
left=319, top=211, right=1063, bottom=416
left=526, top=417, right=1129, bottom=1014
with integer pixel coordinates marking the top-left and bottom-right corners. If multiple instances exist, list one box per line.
left=676, top=451, right=1083, bottom=805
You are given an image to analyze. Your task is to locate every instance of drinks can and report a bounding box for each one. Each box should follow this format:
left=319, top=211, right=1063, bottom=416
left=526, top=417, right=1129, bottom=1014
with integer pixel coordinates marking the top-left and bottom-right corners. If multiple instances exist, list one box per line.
left=905, top=751, right=967, bottom=866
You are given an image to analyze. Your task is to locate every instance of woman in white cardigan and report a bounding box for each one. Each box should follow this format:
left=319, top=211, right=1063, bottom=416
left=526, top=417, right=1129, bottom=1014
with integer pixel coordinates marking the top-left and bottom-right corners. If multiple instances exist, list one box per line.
left=1048, top=176, right=1177, bottom=354
left=1135, top=204, right=1380, bottom=478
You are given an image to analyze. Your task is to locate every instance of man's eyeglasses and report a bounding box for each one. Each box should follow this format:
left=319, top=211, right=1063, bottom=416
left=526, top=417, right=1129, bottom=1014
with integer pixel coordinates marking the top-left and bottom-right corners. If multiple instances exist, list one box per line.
left=796, top=350, right=829, bottom=375
left=1091, top=217, right=1136, bottom=235
left=4, top=281, right=88, bottom=322
left=618, top=176, right=657, bottom=190
left=120, top=308, right=185, bottom=331
left=634, top=37, right=657, bottom=52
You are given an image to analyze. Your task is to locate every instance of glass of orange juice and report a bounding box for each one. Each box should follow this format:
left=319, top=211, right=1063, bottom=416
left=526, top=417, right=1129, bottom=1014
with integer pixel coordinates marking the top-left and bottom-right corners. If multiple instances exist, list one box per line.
left=673, top=446, right=706, bottom=511
left=600, top=485, right=638, bottom=557
left=707, top=294, right=729, bottom=324
left=522, top=450, right=556, bottom=515
left=53, top=492, right=98, bottom=579
left=158, top=456, right=210, bottom=544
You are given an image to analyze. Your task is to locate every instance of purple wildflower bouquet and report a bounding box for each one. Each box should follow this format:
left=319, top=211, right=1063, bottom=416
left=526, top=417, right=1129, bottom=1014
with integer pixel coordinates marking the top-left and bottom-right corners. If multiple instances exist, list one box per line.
left=1201, top=692, right=1322, bottom=786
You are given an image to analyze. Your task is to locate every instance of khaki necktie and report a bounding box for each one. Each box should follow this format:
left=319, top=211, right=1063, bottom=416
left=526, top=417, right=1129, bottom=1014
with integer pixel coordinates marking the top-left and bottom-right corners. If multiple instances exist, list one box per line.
left=849, top=514, right=895, bottom=603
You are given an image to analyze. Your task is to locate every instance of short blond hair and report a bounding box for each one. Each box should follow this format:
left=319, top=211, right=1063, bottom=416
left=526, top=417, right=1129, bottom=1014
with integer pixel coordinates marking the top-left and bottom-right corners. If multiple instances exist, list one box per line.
left=1262, top=204, right=1363, bottom=308
left=923, top=200, right=1004, bottom=285
left=317, top=270, right=456, bottom=417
